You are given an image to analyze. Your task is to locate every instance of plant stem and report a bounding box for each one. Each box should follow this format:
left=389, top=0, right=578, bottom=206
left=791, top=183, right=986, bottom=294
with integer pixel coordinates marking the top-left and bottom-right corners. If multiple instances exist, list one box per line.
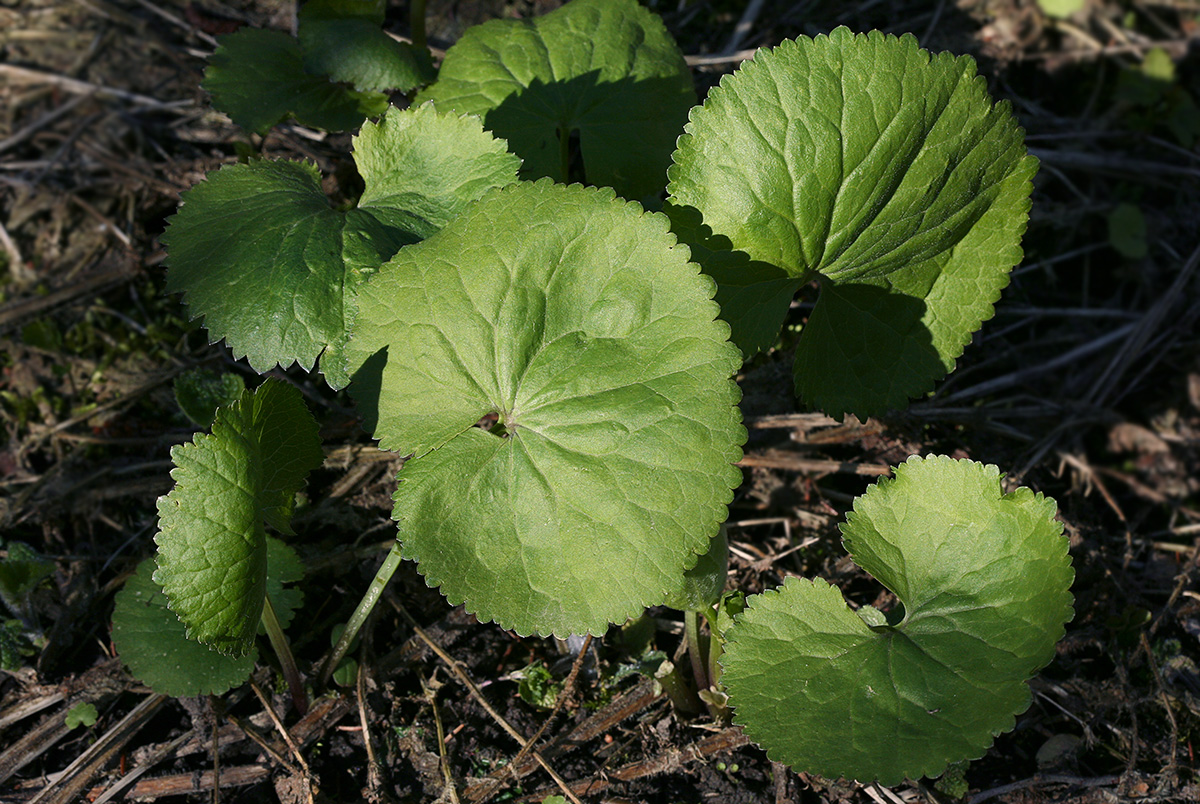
left=319, top=540, right=405, bottom=688
left=410, top=0, right=427, bottom=52
left=702, top=606, right=723, bottom=689
left=683, top=608, right=709, bottom=695
left=261, top=594, right=308, bottom=716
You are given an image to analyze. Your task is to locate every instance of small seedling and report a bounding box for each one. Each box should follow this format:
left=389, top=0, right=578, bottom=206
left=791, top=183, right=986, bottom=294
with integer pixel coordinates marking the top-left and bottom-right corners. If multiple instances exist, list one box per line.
left=111, top=0, right=1074, bottom=786
left=65, top=702, right=99, bottom=730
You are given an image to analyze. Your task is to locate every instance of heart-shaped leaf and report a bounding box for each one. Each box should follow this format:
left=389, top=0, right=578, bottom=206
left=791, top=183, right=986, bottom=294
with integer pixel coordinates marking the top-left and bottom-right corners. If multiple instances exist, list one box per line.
left=153, top=380, right=322, bottom=656
left=721, top=455, right=1074, bottom=784
left=344, top=179, right=745, bottom=637
left=667, top=28, right=1037, bottom=419
left=161, top=104, right=520, bottom=385
left=416, top=0, right=694, bottom=201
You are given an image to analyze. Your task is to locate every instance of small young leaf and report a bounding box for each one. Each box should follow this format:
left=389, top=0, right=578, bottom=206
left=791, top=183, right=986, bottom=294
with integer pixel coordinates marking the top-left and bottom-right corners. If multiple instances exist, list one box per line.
left=203, top=28, right=388, bottom=134
left=113, top=558, right=258, bottom=696
left=1107, top=203, right=1148, bottom=259
left=162, top=104, right=520, bottom=383
left=65, top=702, right=99, bottom=730
left=152, top=380, right=322, bottom=656
left=721, top=455, right=1074, bottom=784
left=345, top=180, right=745, bottom=637
left=416, top=0, right=694, bottom=201
left=668, top=28, right=1037, bottom=419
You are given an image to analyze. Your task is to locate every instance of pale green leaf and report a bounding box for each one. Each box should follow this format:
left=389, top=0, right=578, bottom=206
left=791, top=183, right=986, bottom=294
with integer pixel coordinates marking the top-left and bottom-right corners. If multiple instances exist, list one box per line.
left=416, top=0, right=694, bottom=201
left=152, top=380, right=322, bottom=656
left=203, top=28, right=387, bottom=135
left=161, top=104, right=520, bottom=384
left=345, top=180, right=745, bottom=636
left=667, top=28, right=1037, bottom=418
left=721, top=455, right=1074, bottom=784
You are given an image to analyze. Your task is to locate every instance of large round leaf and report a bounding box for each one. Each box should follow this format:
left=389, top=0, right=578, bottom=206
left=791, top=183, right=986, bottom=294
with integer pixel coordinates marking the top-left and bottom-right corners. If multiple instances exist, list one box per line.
left=416, top=0, right=694, bottom=202
left=344, top=180, right=745, bottom=636
left=721, top=455, right=1074, bottom=784
left=667, top=28, right=1037, bottom=418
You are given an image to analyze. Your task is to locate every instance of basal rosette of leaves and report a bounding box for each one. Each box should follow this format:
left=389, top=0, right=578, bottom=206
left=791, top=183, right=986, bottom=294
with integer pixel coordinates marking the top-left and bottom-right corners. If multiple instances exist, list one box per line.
left=416, top=0, right=695, bottom=202
left=343, top=179, right=746, bottom=637
left=667, top=27, right=1039, bottom=420
left=152, top=380, right=322, bottom=657
left=161, top=104, right=520, bottom=387
left=720, top=456, right=1074, bottom=784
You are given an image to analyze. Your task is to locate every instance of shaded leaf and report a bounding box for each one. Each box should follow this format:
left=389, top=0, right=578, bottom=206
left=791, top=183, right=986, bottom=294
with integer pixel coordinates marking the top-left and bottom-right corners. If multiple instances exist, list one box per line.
left=417, top=0, right=693, bottom=201
left=203, top=28, right=387, bottom=134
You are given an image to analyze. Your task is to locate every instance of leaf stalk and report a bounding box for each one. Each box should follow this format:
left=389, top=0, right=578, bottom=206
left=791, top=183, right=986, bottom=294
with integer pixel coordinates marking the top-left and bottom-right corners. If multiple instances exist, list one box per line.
left=319, top=540, right=405, bottom=688
left=261, top=594, right=308, bottom=716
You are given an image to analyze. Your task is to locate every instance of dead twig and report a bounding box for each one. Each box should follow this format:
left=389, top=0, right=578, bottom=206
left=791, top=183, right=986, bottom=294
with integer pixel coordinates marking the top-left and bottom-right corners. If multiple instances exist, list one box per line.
left=0, top=64, right=189, bottom=110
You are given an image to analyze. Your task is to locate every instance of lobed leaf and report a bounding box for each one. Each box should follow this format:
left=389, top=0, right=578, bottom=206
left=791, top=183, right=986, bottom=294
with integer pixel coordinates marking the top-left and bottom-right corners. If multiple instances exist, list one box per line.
left=152, top=380, right=322, bottom=656
left=721, top=455, right=1074, bottom=784
left=667, top=28, right=1037, bottom=419
left=416, top=0, right=694, bottom=201
left=202, top=28, right=388, bottom=134
left=161, top=104, right=520, bottom=385
left=344, top=179, right=745, bottom=637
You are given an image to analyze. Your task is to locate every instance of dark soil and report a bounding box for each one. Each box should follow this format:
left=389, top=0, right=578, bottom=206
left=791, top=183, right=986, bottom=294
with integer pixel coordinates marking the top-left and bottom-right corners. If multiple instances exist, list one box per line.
left=2, top=1, right=1199, bottom=803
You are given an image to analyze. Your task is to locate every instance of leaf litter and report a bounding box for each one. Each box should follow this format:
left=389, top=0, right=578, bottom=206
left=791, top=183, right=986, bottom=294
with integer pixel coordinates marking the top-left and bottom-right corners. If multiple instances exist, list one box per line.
left=1, top=1, right=1199, bottom=802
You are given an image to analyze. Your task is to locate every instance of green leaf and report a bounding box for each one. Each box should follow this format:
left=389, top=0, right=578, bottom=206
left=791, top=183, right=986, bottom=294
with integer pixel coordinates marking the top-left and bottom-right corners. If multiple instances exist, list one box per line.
left=662, top=524, right=729, bottom=612
left=152, top=380, right=322, bottom=656
left=516, top=662, right=562, bottom=709
left=113, top=544, right=302, bottom=697
left=667, top=28, right=1037, bottom=419
left=0, top=541, right=53, bottom=618
left=345, top=180, right=745, bottom=637
left=203, top=28, right=387, bottom=135
left=161, top=104, right=520, bottom=384
left=113, top=558, right=257, bottom=696
left=721, top=455, right=1074, bottom=784
left=416, top=0, right=694, bottom=201
left=65, top=702, right=98, bottom=730
left=1037, top=0, right=1085, bottom=19
left=298, top=0, right=433, bottom=93
left=174, top=369, right=245, bottom=429
left=1107, top=203, right=1148, bottom=259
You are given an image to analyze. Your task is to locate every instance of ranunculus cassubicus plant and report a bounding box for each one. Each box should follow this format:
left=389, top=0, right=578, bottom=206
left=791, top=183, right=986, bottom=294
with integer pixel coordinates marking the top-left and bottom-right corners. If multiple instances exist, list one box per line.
left=111, top=0, right=1074, bottom=786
